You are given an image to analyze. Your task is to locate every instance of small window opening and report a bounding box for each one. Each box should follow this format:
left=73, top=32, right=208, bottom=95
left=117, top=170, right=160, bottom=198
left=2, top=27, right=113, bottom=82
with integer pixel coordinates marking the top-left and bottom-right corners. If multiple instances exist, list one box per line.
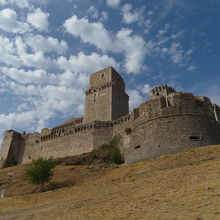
left=135, top=145, right=141, bottom=149
left=189, top=135, right=201, bottom=141
left=101, top=73, right=104, bottom=78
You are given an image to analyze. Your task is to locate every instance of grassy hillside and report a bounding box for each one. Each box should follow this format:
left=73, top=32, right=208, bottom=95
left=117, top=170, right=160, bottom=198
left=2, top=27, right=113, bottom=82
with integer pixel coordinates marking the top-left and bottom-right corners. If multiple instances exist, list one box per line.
left=1, top=145, right=220, bottom=220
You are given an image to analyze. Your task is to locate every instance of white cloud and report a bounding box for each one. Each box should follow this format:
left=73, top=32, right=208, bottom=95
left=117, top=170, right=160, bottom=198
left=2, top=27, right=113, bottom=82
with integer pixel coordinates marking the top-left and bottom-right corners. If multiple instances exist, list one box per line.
left=87, top=6, right=108, bottom=22
left=64, top=15, right=113, bottom=51
left=121, top=3, right=139, bottom=24
left=87, top=6, right=99, bottom=19
left=27, top=8, right=49, bottom=31
left=141, top=84, right=151, bottom=95
left=106, top=0, right=121, bottom=8
left=26, top=34, right=68, bottom=54
left=167, top=43, right=195, bottom=68
left=64, top=15, right=147, bottom=74
left=0, top=0, right=32, bottom=8
left=58, top=52, right=118, bottom=74
left=0, top=36, right=22, bottom=67
left=0, top=36, right=58, bottom=69
left=158, top=24, right=170, bottom=35
left=0, top=8, right=29, bottom=33
left=187, top=65, right=197, bottom=71
left=20, top=51, right=57, bottom=69
left=116, top=28, right=147, bottom=73
left=169, top=42, right=183, bottom=64
left=127, top=89, right=144, bottom=111
left=100, top=11, right=108, bottom=21
left=1, top=67, right=57, bottom=84
left=121, top=4, right=151, bottom=33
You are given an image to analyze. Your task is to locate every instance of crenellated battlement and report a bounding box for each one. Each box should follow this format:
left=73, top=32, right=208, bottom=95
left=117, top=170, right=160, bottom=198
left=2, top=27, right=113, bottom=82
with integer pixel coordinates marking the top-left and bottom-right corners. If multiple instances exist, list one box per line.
left=150, top=84, right=176, bottom=99
left=52, top=117, right=83, bottom=130
left=40, top=114, right=132, bottom=143
left=86, top=81, right=113, bottom=96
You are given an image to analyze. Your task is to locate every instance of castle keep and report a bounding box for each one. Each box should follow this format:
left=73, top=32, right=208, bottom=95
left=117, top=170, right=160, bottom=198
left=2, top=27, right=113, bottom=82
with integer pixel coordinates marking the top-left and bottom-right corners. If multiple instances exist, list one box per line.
left=1, top=66, right=220, bottom=167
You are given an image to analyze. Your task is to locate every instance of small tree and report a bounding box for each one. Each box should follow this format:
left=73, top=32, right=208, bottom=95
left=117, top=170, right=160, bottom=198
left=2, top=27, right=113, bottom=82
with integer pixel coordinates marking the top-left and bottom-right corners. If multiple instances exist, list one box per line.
left=25, top=157, right=55, bottom=192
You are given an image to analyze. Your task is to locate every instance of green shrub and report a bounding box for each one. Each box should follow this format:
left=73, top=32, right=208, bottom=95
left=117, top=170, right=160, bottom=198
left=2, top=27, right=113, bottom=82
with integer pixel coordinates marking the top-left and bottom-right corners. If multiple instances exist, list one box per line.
left=90, top=151, right=98, bottom=160
left=98, top=135, right=124, bottom=164
left=24, top=157, right=56, bottom=192
left=110, top=147, right=124, bottom=164
left=109, top=135, right=122, bottom=148
left=125, top=128, right=132, bottom=135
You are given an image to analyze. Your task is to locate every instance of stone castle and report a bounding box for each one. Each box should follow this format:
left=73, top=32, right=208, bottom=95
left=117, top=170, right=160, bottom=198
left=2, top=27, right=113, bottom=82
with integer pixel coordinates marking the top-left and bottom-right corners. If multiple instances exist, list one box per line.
left=1, top=66, right=220, bottom=168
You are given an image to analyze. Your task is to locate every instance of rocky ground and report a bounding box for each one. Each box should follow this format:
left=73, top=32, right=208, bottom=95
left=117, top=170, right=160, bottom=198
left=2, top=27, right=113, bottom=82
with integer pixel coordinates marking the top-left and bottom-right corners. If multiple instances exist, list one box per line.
left=1, top=145, right=220, bottom=220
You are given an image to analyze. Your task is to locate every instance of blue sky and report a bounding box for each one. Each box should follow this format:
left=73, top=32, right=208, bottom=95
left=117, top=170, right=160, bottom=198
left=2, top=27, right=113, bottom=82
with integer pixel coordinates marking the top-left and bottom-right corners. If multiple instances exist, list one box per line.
left=0, top=0, right=220, bottom=144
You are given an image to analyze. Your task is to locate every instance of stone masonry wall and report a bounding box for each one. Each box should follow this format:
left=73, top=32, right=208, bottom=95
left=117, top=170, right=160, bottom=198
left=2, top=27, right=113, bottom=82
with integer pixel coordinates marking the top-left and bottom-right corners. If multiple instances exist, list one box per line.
left=0, top=130, right=26, bottom=167
left=84, top=66, right=129, bottom=123
left=20, top=121, right=116, bottom=164
left=125, top=114, right=220, bottom=164
left=84, top=86, right=112, bottom=122
left=21, top=129, right=93, bottom=163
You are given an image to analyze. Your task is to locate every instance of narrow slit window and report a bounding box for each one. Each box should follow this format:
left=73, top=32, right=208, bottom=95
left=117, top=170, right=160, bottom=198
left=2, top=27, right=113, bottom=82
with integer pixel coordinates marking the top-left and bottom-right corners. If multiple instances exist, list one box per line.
left=135, top=145, right=140, bottom=149
left=189, top=135, right=201, bottom=141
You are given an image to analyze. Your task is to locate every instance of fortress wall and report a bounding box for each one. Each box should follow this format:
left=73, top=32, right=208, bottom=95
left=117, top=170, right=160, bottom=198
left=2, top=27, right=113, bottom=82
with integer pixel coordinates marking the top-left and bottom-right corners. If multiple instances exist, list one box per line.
left=0, top=131, right=13, bottom=165
left=168, top=93, right=197, bottom=112
left=0, top=131, right=26, bottom=167
left=112, top=114, right=133, bottom=135
left=195, top=96, right=215, bottom=118
left=21, top=128, right=94, bottom=163
left=53, top=118, right=83, bottom=131
left=125, top=114, right=220, bottom=164
left=138, top=97, right=167, bottom=120
left=138, top=93, right=217, bottom=122
left=20, top=133, right=41, bottom=163
left=0, top=131, right=14, bottom=168
left=92, top=126, right=113, bottom=148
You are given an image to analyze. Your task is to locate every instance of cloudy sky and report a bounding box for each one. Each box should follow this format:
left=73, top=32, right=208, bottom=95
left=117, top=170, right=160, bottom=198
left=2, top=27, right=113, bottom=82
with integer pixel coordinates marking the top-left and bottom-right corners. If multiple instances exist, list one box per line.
left=0, top=0, right=220, bottom=144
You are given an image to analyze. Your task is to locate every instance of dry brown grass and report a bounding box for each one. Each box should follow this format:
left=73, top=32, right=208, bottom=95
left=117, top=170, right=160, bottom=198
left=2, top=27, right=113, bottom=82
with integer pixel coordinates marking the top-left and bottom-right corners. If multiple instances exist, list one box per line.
left=1, top=145, right=220, bottom=220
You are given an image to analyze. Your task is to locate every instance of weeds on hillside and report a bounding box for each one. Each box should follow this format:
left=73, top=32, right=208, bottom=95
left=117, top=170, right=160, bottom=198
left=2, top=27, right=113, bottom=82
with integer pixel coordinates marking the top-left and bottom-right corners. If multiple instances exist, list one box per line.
left=100, top=135, right=124, bottom=164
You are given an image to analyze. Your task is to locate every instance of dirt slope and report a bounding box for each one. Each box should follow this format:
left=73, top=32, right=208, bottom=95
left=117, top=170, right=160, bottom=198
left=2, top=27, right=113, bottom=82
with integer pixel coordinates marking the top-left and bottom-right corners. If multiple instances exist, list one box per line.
left=1, top=145, right=220, bottom=220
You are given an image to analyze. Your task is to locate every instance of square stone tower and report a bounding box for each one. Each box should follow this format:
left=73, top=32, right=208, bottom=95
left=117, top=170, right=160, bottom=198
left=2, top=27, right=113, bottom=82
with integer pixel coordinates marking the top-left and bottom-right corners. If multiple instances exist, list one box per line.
left=83, top=66, right=129, bottom=123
